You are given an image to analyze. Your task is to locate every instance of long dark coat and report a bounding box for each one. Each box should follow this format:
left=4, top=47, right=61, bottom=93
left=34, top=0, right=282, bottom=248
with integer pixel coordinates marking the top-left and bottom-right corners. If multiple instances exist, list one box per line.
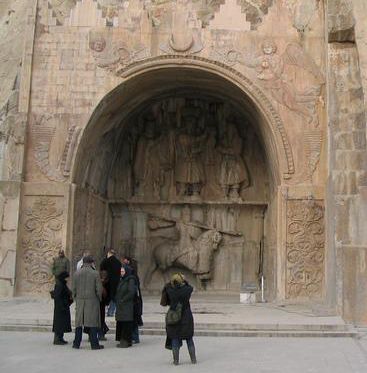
left=115, top=275, right=136, bottom=322
left=162, top=282, right=194, bottom=340
left=100, top=255, right=122, bottom=299
left=52, top=279, right=72, bottom=335
left=73, top=265, right=102, bottom=328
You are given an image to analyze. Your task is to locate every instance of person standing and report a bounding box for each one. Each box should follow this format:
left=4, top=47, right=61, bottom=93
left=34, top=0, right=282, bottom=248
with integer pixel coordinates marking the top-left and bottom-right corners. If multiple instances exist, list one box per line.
left=123, top=257, right=143, bottom=344
left=160, top=273, right=196, bottom=365
left=100, top=249, right=122, bottom=317
left=76, top=250, right=90, bottom=271
left=52, top=271, right=72, bottom=345
left=72, top=255, right=104, bottom=350
left=98, top=270, right=110, bottom=341
left=51, top=250, right=70, bottom=279
left=115, top=264, right=136, bottom=348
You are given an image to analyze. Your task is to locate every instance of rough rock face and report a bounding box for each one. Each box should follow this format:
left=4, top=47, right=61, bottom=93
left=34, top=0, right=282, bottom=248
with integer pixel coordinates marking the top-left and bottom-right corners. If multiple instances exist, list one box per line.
left=328, top=0, right=367, bottom=323
left=0, top=0, right=29, bottom=110
left=0, top=0, right=29, bottom=297
left=328, top=0, right=355, bottom=42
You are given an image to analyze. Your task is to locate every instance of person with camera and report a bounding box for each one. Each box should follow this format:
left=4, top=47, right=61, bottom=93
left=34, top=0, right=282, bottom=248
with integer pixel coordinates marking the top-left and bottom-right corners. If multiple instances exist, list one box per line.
left=160, top=273, right=196, bottom=366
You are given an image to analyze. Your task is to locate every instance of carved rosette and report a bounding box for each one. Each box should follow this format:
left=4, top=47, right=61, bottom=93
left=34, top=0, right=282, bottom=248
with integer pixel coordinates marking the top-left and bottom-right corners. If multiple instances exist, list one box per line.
left=20, top=197, right=64, bottom=294
left=286, top=200, right=324, bottom=299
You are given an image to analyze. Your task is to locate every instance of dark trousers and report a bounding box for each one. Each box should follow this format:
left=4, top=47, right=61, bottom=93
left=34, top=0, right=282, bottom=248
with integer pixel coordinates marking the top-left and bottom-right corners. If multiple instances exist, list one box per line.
left=73, top=326, right=99, bottom=348
left=172, top=337, right=195, bottom=349
left=98, top=302, right=109, bottom=338
left=54, top=332, right=64, bottom=341
left=116, top=321, right=133, bottom=346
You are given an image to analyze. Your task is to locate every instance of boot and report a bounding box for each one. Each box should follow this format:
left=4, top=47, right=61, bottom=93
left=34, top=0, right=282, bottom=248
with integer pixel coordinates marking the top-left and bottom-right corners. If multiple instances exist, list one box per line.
left=53, top=334, right=66, bottom=345
left=172, top=348, right=180, bottom=365
left=188, top=345, right=197, bottom=364
left=117, top=339, right=130, bottom=348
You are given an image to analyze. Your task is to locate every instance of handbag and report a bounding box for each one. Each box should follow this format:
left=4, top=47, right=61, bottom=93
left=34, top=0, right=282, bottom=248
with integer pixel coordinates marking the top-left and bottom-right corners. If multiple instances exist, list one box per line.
left=165, top=302, right=183, bottom=325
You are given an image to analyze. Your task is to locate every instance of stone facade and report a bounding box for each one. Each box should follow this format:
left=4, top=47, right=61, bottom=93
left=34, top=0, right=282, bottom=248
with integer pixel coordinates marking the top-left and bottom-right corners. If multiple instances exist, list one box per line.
left=0, top=0, right=365, bottom=324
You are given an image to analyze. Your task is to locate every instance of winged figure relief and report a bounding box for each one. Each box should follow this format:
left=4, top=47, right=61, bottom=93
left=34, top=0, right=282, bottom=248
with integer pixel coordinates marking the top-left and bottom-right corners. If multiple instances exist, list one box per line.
left=240, top=40, right=325, bottom=127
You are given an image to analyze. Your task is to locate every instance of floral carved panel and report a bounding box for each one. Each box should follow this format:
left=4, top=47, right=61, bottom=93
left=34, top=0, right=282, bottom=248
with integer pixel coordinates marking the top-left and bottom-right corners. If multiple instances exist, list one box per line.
left=286, top=199, right=325, bottom=299
left=18, top=197, right=64, bottom=294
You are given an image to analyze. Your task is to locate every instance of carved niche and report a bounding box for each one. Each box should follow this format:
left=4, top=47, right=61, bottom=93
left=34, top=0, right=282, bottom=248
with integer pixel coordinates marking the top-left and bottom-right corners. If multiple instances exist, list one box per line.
left=286, top=199, right=325, bottom=299
left=19, top=197, right=64, bottom=294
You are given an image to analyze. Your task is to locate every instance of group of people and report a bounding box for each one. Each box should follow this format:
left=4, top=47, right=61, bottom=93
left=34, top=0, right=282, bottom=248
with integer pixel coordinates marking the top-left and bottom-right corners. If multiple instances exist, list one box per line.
left=51, top=248, right=196, bottom=365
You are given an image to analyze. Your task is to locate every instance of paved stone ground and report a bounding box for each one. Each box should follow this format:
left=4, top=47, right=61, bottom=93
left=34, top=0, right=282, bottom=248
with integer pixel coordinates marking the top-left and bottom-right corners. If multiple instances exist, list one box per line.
left=0, top=296, right=346, bottom=326
left=1, top=332, right=367, bottom=373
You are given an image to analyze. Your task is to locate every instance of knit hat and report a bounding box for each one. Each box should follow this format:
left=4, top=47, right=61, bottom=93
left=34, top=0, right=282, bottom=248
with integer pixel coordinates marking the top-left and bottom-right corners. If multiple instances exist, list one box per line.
left=170, top=273, right=185, bottom=286
left=83, top=255, right=94, bottom=264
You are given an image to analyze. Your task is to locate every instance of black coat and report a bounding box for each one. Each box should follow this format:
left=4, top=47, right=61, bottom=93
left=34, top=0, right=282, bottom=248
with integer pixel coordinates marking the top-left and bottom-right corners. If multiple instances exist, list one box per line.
left=52, top=279, right=72, bottom=334
left=134, top=274, right=143, bottom=326
left=115, top=275, right=136, bottom=322
left=163, top=282, right=194, bottom=340
left=100, top=256, right=122, bottom=299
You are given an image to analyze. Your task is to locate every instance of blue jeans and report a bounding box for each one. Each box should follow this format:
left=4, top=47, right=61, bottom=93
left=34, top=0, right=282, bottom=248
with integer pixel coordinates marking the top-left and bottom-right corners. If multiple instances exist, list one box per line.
left=132, top=324, right=139, bottom=343
left=107, top=300, right=116, bottom=316
left=73, top=326, right=99, bottom=348
left=171, top=337, right=194, bottom=350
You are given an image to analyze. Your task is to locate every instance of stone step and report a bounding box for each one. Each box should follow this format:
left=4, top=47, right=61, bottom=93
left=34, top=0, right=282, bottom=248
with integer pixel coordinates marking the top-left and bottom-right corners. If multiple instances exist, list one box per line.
left=0, top=323, right=358, bottom=338
left=140, top=328, right=358, bottom=338
left=0, top=319, right=351, bottom=332
left=141, top=321, right=351, bottom=332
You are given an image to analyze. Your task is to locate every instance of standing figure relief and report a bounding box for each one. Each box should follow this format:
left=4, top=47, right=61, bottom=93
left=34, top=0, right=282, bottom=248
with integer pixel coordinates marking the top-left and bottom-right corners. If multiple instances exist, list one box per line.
left=217, top=120, right=249, bottom=201
left=129, top=100, right=251, bottom=202
left=174, top=108, right=207, bottom=199
left=133, top=116, right=163, bottom=199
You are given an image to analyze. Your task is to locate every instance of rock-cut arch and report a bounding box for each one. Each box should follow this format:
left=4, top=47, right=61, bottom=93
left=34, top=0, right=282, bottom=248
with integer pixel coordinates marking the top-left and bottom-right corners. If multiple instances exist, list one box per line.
left=72, top=56, right=294, bottom=186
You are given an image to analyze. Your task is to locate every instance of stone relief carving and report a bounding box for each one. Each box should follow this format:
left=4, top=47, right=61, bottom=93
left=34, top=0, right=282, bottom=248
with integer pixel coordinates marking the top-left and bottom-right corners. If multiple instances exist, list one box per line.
left=303, top=129, right=322, bottom=182
left=286, top=199, right=324, bottom=299
left=210, top=46, right=240, bottom=66
left=32, top=115, right=81, bottom=182
left=210, top=33, right=240, bottom=66
left=133, top=115, right=166, bottom=199
left=160, top=0, right=204, bottom=54
left=174, top=107, right=207, bottom=199
left=89, top=30, right=151, bottom=74
left=282, top=0, right=319, bottom=33
left=145, top=205, right=224, bottom=288
left=109, top=55, right=295, bottom=179
left=21, top=197, right=64, bottom=293
left=217, top=120, right=249, bottom=200
left=0, top=75, right=26, bottom=181
left=116, top=98, right=251, bottom=202
left=241, top=40, right=325, bottom=127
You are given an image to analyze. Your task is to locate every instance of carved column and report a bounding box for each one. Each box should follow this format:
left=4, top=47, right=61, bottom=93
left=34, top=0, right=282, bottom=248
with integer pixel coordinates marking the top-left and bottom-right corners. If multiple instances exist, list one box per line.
left=285, top=199, right=325, bottom=299
left=16, top=183, right=71, bottom=295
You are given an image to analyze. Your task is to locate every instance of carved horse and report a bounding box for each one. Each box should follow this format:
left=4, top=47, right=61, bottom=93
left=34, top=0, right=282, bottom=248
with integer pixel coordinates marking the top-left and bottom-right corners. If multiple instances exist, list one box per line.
left=145, top=229, right=222, bottom=289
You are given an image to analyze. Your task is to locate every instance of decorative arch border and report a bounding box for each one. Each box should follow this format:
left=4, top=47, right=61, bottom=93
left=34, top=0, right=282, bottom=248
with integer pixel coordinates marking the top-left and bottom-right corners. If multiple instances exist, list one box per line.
left=115, top=55, right=295, bottom=179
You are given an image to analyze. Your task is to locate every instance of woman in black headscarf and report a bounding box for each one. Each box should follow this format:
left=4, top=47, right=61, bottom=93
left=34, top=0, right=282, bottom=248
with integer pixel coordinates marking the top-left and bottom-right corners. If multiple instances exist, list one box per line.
left=160, top=273, right=196, bottom=365
left=52, top=271, right=72, bottom=345
left=115, top=264, right=136, bottom=348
